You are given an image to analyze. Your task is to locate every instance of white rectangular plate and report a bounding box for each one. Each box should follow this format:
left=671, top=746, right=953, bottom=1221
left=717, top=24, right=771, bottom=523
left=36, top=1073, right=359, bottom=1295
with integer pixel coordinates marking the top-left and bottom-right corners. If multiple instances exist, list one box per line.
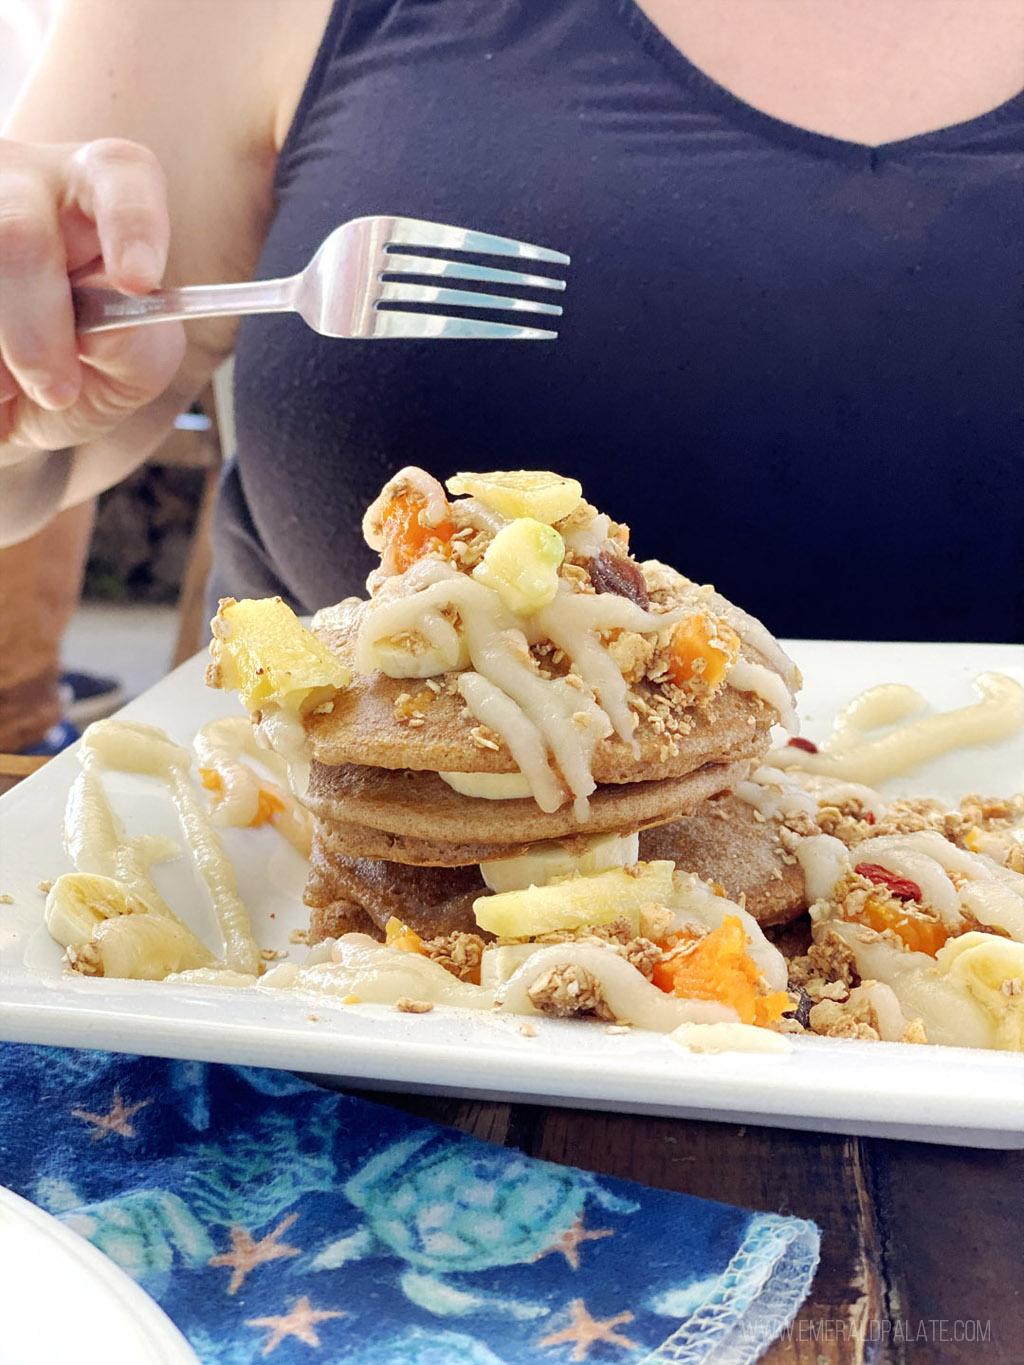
left=2, top=641, right=1023, bottom=1148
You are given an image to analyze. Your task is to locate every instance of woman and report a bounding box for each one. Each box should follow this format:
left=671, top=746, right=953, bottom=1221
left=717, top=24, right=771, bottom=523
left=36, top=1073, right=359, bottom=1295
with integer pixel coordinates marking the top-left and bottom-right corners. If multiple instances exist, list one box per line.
left=1, top=0, right=1021, bottom=654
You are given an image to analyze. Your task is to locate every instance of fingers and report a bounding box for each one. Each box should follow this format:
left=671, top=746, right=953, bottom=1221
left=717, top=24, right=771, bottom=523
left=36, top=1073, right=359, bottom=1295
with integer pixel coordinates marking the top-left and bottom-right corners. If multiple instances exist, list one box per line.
left=67, top=139, right=170, bottom=294
left=2, top=320, right=185, bottom=453
left=0, top=135, right=175, bottom=455
left=0, top=159, right=81, bottom=410
left=0, top=358, right=17, bottom=404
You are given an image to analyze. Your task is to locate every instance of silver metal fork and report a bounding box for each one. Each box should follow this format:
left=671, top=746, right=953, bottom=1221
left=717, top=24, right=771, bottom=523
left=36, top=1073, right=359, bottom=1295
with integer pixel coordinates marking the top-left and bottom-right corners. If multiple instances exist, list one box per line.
left=71, top=215, right=568, bottom=341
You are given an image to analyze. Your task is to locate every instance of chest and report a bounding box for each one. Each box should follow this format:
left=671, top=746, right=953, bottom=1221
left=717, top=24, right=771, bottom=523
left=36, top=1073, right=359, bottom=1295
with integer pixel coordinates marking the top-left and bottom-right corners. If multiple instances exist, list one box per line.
left=633, top=0, right=1024, bottom=145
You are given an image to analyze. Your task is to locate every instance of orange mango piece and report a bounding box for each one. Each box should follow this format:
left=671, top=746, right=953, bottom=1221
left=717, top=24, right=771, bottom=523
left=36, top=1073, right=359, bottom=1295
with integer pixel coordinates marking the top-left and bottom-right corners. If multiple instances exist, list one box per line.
left=844, top=896, right=951, bottom=957
left=385, top=916, right=425, bottom=955
left=199, top=767, right=224, bottom=793
left=667, top=615, right=739, bottom=690
left=251, top=788, right=286, bottom=827
left=381, top=490, right=455, bottom=574
left=653, top=914, right=785, bottom=1027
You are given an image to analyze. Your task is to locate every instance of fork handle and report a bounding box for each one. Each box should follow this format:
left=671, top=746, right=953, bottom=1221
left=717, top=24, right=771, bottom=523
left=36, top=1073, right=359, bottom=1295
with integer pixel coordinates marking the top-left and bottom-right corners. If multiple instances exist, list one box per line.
left=72, top=276, right=296, bottom=334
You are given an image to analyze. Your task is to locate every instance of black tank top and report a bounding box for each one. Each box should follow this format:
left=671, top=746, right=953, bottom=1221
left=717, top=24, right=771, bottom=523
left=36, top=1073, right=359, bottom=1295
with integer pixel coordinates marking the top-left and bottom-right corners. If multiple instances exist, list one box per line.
left=220, top=0, right=1024, bottom=642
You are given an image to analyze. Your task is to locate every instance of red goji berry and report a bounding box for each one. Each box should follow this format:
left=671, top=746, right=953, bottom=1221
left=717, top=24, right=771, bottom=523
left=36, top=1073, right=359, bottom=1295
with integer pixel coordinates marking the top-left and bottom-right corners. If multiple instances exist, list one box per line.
left=855, top=862, right=922, bottom=902
left=787, top=737, right=818, bottom=754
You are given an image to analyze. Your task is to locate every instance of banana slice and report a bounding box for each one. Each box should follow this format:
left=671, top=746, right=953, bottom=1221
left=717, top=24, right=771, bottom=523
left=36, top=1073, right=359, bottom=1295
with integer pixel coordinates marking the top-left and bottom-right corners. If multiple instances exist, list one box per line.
left=936, top=932, right=1024, bottom=1050
left=447, top=471, right=582, bottom=525
left=440, top=771, right=535, bottom=800
left=45, top=873, right=155, bottom=949
left=83, top=914, right=216, bottom=980
left=474, top=860, right=674, bottom=937
left=480, top=832, right=640, bottom=893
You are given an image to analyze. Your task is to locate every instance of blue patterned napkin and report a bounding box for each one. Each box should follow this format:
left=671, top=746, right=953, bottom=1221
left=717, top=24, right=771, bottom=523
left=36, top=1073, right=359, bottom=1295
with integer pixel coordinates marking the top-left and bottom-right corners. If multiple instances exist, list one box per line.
left=0, top=1044, right=818, bottom=1363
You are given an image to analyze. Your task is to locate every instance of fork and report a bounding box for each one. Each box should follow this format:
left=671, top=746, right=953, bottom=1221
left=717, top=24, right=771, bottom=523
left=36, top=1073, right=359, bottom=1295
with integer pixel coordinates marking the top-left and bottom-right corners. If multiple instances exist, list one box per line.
left=71, top=214, right=568, bottom=341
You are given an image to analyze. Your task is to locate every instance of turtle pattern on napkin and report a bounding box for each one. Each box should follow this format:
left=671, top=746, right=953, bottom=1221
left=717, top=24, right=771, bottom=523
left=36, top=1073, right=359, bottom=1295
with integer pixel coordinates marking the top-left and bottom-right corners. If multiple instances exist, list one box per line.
left=0, top=1045, right=819, bottom=1363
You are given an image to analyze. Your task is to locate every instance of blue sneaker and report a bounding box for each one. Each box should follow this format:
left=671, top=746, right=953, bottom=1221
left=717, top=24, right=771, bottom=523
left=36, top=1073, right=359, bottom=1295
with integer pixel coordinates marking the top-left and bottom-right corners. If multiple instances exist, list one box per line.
left=22, top=719, right=80, bottom=756
left=59, top=670, right=124, bottom=725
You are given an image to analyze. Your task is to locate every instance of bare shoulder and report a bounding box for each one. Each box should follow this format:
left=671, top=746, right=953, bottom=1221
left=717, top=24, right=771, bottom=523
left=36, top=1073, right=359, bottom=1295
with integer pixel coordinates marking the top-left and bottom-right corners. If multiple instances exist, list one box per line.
left=7, top=0, right=333, bottom=347
left=9, top=0, right=332, bottom=154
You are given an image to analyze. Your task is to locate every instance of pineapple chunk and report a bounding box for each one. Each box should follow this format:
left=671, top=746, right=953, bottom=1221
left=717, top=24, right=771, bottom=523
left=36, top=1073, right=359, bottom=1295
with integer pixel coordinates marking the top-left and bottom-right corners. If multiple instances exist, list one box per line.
left=447, top=470, right=582, bottom=525
left=472, top=518, right=564, bottom=615
left=206, top=597, right=350, bottom=714
left=473, top=860, right=675, bottom=937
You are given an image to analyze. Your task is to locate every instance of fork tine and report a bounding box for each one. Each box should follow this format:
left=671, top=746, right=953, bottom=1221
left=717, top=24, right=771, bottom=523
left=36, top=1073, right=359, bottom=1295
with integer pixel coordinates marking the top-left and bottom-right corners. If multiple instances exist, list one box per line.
left=386, top=217, right=570, bottom=265
left=382, top=253, right=566, bottom=292
left=371, top=311, right=558, bottom=340
left=377, top=282, right=562, bottom=316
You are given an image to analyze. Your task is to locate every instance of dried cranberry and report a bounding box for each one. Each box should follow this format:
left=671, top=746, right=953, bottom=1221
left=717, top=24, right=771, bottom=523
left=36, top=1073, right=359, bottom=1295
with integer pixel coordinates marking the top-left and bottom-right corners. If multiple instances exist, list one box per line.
left=787, top=736, right=819, bottom=754
left=587, top=549, right=649, bottom=608
left=855, top=862, right=922, bottom=902
left=863, top=811, right=876, bottom=825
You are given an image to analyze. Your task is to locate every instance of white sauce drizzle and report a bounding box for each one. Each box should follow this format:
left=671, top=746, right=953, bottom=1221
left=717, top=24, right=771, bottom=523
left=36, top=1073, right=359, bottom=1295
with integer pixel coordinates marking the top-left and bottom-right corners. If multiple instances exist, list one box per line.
left=497, top=943, right=738, bottom=1030
left=559, top=511, right=612, bottom=559
left=456, top=672, right=568, bottom=813
left=770, top=673, right=1024, bottom=785
left=357, top=561, right=760, bottom=818
left=361, top=466, right=450, bottom=574
left=253, top=706, right=312, bottom=799
left=825, top=921, right=1000, bottom=1050
left=66, top=721, right=260, bottom=974
left=193, top=717, right=312, bottom=856
left=727, top=657, right=799, bottom=733
left=708, top=592, right=802, bottom=693
left=795, top=834, right=852, bottom=905
left=360, top=562, right=634, bottom=817
left=452, top=496, right=509, bottom=537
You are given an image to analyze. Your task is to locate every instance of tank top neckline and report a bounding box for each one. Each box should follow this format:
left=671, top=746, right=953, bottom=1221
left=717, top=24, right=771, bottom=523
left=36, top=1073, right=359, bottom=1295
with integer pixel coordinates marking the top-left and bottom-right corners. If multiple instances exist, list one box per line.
left=612, top=0, right=1024, bottom=164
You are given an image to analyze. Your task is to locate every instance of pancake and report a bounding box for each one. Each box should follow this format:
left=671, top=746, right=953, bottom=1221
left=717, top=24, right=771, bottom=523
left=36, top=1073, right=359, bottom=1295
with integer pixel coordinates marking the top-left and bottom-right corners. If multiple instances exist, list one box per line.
left=306, top=840, right=485, bottom=941
left=306, top=601, right=776, bottom=781
left=305, top=795, right=808, bottom=945
left=639, top=794, right=807, bottom=927
left=305, top=757, right=755, bottom=858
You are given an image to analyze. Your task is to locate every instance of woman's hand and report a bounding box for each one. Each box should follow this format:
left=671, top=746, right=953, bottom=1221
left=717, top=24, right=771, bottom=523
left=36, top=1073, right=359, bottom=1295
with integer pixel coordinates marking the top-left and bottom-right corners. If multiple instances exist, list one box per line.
left=0, top=137, right=186, bottom=457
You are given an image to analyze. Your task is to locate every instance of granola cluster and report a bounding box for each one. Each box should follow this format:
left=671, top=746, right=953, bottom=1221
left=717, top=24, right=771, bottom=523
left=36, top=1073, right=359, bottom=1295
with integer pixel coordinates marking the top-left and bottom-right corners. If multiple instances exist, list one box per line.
left=526, top=961, right=615, bottom=1020
left=419, top=930, right=486, bottom=983
left=784, top=926, right=927, bottom=1044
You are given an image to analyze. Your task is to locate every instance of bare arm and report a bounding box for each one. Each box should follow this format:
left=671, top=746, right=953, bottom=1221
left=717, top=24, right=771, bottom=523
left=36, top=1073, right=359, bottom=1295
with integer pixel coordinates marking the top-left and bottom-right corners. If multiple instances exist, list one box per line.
left=0, top=0, right=331, bottom=544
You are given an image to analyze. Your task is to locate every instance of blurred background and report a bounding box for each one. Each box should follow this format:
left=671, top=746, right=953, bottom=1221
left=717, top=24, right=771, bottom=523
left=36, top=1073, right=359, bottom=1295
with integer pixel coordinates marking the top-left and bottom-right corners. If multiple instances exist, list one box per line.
left=2, top=0, right=221, bottom=705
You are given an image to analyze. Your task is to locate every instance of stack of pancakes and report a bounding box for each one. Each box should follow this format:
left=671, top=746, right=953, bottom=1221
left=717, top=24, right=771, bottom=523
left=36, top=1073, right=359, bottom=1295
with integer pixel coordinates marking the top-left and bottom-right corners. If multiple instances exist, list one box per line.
left=300, top=602, right=790, bottom=943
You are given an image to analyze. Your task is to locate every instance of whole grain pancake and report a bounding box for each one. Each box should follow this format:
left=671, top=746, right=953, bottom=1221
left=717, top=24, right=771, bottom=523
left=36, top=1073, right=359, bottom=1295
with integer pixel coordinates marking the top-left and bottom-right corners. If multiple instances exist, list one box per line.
left=306, top=600, right=776, bottom=781
left=306, top=757, right=755, bottom=857
left=306, top=839, right=484, bottom=941
left=305, top=797, right=806, bottom=944
left=638, top=794, right=807, bottom=927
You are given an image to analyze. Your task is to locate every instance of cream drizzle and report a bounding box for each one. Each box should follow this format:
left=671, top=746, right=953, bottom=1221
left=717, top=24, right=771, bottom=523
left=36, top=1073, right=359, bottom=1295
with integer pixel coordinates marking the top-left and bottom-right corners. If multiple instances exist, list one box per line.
left=194, top=717, right=312, bottom=856
left=65, top=721, right=260, bottom=974
left=356, top=561, right=765, bottom=818
left=771, top=672, right=1024, bottom=785
left=727, top=658, right=799, bottom=733
left=496, top=944, right=738, bottom=1030
left=362, top=467, right=450, bottom=574
left=253, top=706, right=313, bottom=799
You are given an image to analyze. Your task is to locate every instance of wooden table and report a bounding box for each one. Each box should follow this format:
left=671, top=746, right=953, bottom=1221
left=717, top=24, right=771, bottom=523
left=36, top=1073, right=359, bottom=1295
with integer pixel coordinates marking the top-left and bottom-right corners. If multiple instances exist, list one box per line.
left=4, top=759, right=1019, bottom=1362
left=354, top=1093, right=1024, bottom=1363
